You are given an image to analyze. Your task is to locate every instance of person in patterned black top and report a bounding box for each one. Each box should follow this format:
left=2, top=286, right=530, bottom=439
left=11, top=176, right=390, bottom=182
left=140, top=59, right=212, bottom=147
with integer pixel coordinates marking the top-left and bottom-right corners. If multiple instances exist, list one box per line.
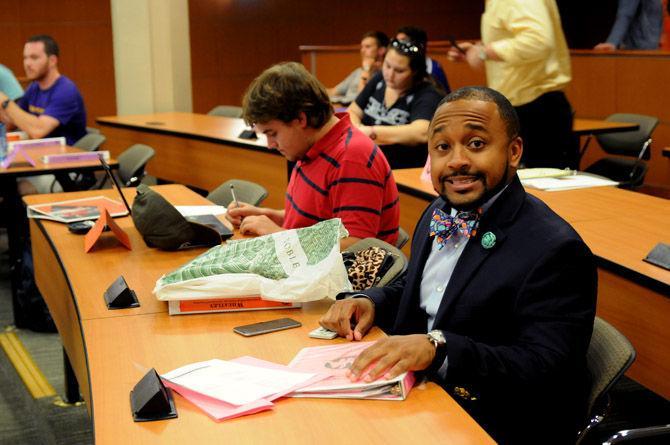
left=348, top=38, right=444, bottom=169
left=226, top=62, right=400, bottom=248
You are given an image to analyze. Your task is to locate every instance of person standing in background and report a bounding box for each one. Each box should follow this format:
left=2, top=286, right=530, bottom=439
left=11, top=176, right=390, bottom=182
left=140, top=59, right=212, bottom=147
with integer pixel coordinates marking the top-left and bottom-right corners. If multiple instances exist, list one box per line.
left=594, top=0, right=663, bottom=50
left=448, top=0, right=578, bottom=169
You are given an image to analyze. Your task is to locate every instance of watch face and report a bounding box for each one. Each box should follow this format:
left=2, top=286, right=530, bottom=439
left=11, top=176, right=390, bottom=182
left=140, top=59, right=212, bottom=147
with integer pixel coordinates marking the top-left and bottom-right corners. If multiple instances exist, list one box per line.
left=428, top=330, right=446, bottom=345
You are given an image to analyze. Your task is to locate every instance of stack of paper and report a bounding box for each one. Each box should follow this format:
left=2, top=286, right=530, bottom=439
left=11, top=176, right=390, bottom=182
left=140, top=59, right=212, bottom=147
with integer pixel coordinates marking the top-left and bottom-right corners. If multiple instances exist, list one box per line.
left=521, top=173, right=618, bottom=191
left=288, top=342, right=415, bottom=401
left=161, top=356, right=326, bottom=421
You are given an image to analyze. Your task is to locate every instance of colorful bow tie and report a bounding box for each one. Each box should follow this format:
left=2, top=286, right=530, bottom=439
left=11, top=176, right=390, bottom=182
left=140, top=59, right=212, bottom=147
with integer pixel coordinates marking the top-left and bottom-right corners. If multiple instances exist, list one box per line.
left=429, top=208, right=481, bottom=250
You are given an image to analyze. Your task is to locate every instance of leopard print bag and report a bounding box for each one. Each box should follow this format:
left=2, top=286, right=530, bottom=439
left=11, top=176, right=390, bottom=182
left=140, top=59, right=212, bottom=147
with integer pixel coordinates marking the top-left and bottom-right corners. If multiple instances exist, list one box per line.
left=342, top=246, right=394, bottom=291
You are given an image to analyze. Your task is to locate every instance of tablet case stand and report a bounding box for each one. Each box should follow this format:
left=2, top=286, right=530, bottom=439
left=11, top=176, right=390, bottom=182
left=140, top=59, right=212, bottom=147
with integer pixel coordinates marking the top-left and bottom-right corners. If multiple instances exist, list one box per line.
left=104, top=276, right=140, bottom=309
left=130, top=368, right=178, bottom=422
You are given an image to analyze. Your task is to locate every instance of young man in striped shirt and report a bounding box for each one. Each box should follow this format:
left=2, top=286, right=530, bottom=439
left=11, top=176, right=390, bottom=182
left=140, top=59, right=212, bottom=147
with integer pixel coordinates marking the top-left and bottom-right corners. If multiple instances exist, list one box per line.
left=226, top=62, right=400, bottom=248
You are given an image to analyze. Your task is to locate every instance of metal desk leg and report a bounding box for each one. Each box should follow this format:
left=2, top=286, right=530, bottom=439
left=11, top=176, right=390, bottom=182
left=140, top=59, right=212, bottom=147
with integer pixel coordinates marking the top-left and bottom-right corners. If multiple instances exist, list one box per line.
left=63, top=348, right=82, bottom=403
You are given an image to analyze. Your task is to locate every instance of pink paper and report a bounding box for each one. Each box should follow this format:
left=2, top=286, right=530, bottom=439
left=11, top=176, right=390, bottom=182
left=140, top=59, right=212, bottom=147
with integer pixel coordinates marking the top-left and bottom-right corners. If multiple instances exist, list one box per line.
left=287, top=342, right=415, bottom=399
left=1, top=146, right=36, bottom=168
left=161, top=356, right=328, bottom=421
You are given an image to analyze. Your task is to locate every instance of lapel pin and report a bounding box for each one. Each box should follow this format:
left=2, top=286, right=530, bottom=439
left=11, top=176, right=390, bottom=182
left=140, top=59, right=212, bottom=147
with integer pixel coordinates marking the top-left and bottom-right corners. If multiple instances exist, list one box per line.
left=481, top=231, right=496, bottom=249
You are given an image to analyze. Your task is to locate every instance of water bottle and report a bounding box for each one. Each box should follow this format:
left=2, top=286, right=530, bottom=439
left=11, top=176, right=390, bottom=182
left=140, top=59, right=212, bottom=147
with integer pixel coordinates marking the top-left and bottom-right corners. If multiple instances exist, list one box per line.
left=0, top=122, right=8, bottom=163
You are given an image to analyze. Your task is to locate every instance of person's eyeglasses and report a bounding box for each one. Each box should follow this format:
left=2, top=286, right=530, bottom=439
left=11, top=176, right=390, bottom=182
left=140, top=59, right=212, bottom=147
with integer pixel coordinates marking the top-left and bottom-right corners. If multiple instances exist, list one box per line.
left=390, top=38, right=423, bottom=55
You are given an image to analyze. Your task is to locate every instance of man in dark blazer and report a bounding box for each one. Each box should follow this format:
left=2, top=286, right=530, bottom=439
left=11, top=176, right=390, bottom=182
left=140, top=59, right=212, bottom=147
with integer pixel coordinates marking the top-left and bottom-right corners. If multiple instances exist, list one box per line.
left=320, top=86, right=597, bottom=444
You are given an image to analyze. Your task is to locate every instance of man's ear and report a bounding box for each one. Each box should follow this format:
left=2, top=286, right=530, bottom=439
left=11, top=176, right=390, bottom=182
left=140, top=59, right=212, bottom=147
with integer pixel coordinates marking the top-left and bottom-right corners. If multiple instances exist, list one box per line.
left=508, top=136, right=523, bottom=168
left=297, top=112, right=308, bottom=129
left=48, top=54, right=58, bottom=68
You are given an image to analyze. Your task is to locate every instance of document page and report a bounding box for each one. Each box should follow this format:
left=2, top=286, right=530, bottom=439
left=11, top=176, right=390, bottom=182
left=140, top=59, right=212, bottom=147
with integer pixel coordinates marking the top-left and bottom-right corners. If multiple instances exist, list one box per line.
left=162, top=359, right=316, bottom=406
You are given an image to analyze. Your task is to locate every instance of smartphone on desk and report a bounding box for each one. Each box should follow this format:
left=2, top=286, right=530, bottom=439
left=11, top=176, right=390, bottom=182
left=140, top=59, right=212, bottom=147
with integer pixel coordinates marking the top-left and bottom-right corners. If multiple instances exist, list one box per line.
left=233, top=318, right=302, bottom=337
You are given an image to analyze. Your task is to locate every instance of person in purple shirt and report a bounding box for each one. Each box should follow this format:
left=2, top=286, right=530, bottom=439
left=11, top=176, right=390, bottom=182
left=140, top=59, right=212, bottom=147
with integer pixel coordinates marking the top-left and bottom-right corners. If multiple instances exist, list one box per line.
left=0, top=35, right=86, bottom=146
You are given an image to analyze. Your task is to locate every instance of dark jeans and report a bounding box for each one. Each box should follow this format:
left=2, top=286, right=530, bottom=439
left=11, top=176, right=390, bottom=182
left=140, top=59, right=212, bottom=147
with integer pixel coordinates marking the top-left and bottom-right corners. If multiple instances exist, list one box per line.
left=515, top=91, right=579, bottom=169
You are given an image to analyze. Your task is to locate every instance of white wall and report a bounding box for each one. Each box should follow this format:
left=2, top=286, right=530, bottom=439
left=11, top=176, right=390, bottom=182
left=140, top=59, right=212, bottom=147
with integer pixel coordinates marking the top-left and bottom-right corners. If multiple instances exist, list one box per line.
left=111, top=0, right=192, bottom=114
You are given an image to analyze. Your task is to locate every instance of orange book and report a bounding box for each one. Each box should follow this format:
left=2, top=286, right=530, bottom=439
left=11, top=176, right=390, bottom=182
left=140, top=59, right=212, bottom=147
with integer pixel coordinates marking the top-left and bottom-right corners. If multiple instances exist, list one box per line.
left=168, top=296, right=301, bottom=315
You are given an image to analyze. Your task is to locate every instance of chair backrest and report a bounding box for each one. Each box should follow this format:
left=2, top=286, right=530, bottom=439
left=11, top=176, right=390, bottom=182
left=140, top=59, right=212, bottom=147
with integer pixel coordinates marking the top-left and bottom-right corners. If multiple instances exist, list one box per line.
left=208, top=105, right=243, bottom=118
left=596, top=113, right=659, bottom=159
left=207, top=179, right=268, bottom=207
left=73, top=133, right=106, bottom=152
left=344, top=238, right=407, bottom=287
left=585, top=317, right=636, bottom=417
left=396, top=227, right=410, bottom=249
left=117, top=144, right=156, bottom=187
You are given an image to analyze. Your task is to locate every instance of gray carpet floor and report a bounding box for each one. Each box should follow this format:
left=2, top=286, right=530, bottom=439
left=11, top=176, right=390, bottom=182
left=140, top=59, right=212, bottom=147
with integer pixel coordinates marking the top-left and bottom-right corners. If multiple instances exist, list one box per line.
left=0, top=228, right=92, bottom=445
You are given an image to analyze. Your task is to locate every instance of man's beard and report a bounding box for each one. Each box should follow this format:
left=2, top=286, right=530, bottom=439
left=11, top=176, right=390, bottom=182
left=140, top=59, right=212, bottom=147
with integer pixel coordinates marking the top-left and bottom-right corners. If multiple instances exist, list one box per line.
left=438, top=159, right=510, bottom=211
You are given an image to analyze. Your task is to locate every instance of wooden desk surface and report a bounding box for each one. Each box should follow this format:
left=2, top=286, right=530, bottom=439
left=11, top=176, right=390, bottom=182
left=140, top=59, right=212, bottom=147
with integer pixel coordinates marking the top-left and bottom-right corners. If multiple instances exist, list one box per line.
left=572, top=118, right=639, bottom=136
left=29, top=184, right=493, bottom=444
left=25, top=185, right=227, bottom=320
left=0, top=145, right=118, bottom=177
left=95, top=113, right=288, bottom=209
left=96, top=112, right=268, bottom=150
left=85, top=307, right=493, bottom=445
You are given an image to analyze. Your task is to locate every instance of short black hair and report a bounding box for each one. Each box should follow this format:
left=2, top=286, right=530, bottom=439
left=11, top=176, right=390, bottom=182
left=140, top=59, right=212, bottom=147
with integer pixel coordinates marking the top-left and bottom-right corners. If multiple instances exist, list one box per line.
left=437, top=86, right=520, bottom=140
left=242, top=62, right=333, bottom=129
left=362, top=30, right=389, bottom=48
left=396, top=25, right=428, bottom=47
left=26, top=35, right=59, bottom=57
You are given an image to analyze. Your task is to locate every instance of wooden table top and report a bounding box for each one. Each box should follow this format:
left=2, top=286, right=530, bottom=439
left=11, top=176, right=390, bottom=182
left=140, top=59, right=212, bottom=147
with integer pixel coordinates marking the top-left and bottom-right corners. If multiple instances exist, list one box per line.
left=96, top=112, right=269, bottom=150
left=24, top=185, right=234, bottom=320
left=85, top=306, right=493, bottom=444
left=0, top=145, right=118, bottom=177
left=393, top=168, right=670, bottom=289
left=572, top=118, right=639, bottom=136
left=28, top=184, right=494, bottom=444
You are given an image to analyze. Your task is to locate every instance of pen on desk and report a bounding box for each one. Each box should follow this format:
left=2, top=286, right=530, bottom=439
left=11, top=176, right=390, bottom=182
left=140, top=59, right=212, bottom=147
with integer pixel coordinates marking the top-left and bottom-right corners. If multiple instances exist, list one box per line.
left=230, top=184, right=239, bottom=209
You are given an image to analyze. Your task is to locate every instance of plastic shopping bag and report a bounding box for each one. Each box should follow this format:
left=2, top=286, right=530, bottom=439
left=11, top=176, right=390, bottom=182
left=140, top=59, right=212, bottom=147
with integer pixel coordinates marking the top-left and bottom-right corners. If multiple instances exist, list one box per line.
left=153, top=218, right=352, bottom=303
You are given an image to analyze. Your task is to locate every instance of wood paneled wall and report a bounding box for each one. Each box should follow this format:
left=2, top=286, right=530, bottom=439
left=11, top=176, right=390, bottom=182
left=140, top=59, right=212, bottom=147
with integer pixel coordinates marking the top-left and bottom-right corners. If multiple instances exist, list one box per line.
left=0, top=0, right=116, bottom=127
left=188, top=0, right=484, bottom=113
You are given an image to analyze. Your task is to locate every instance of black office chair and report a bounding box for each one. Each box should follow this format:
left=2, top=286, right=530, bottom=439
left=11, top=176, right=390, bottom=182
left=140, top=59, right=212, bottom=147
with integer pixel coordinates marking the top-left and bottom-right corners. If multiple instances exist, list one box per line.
left=52, top=133, right=108, bottom=191
left=343, top=238, right=407, bottom=288
left=207, top=179, right=268, bottom=207
left=74, top=133, right=106, bottom=152
left=584, top=113, right=659, bottom=188
left=98, top=144, right=155, bottom=188
left=207, top=105, right=243, bottom=118
left=396, top=227, right=410, bottom=249
left=603, top=424, right=670, bottom=444
left=576, top=317, right=637, bottom=445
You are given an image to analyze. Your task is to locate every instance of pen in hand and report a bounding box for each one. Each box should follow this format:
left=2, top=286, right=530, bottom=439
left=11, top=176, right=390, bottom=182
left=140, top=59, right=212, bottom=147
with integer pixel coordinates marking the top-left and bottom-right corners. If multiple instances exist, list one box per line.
left=229, top=184, right=239, bottom=209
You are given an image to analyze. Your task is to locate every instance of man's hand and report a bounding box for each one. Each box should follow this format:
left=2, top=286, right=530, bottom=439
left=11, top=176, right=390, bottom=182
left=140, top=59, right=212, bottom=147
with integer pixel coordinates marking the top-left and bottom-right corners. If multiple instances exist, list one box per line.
left=0, top=91, right=8, bottom=102
left=347, top=335, right=436, bottom=382
left=594, top=42, right=616, bottom=51
left=319, top=297, right=374, bottom=341
left=447, top=41, right=474, bottom=62
left=238, top=215, right=282, bottom=236
left=225, top=201, right=264, bottom=227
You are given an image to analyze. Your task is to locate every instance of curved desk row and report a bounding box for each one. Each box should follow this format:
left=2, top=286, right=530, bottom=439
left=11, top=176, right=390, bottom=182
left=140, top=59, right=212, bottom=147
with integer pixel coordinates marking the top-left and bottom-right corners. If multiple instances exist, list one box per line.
left=26, top=185, right=493, bottom=445
left=96, top=113, right=288, bottom=210
left=393, top=168, right=670, bottom=399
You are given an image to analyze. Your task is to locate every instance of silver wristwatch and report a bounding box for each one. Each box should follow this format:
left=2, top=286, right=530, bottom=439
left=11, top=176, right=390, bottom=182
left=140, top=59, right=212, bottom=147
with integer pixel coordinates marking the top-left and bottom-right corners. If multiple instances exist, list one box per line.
left=427, top=330, right=446, bottom=349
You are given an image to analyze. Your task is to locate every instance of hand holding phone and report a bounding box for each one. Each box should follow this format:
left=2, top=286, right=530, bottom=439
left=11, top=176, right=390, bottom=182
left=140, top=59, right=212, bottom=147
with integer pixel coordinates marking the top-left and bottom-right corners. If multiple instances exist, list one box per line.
left=233, top=317, right=302, bottom=337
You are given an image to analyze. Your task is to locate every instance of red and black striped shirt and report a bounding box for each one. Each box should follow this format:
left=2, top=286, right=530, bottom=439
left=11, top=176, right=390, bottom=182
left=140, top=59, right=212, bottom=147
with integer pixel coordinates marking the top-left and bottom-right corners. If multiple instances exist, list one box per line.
left=283, top=113, right=400, bottom=245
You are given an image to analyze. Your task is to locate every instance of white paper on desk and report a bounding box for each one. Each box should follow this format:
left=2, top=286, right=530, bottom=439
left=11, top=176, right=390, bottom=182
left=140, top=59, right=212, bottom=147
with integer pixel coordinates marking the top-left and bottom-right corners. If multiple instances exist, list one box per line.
left=161, top=356, right=328, bottom=421
left=521, top=174, right=618, bottom=191
left=162, top=358, right=316, bottom=406
left=174, top=205, right=227, bottom=217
